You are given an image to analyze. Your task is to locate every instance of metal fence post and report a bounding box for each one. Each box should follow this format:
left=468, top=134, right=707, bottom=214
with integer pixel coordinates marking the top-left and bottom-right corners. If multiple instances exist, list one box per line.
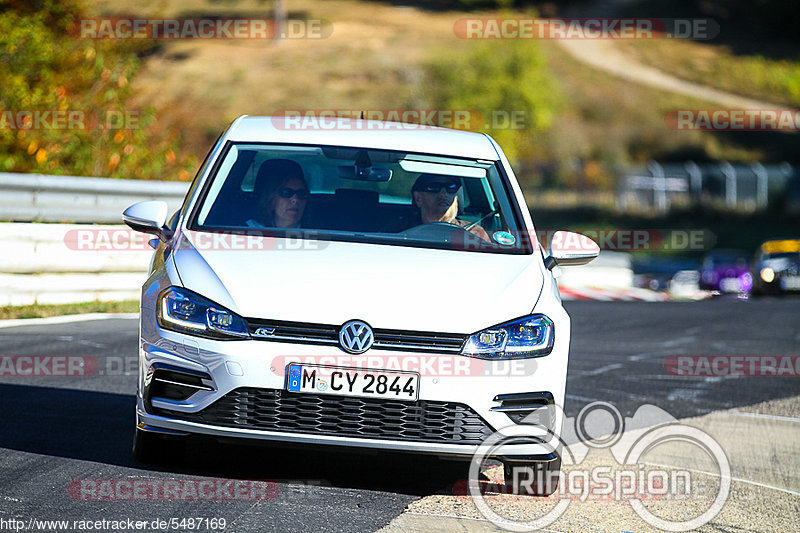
left=647, top=160, right=668, bottom=212
left=720, top=161, right=737, bottom=208
left=616, top=169, right=628, bottom=212
left=685, top=160, right=702, bottom=200
left=751, top=162, right=768, bottom=209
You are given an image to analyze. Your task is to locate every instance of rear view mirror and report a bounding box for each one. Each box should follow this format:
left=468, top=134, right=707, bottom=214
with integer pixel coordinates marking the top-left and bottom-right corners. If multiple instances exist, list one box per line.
left=122, top=200, right=171, bottom=241
left=336, top=148, right=392, bottom=182
left=544, top=230, right=600, bottom=270
left=337, top=165, right=392, bottom=182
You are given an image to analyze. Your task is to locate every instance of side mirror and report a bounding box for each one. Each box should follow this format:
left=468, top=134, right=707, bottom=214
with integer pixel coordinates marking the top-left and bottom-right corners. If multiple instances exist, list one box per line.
left=544, top=230, right=600, bottom=270
left=122, top=200, right=171, bottom=241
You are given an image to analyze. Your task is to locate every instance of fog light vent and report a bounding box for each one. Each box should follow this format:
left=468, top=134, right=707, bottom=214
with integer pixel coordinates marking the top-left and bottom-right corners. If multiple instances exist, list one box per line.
left=491, top=392, right=555, bottom=428
left=144, top=363, right=214, bottom=407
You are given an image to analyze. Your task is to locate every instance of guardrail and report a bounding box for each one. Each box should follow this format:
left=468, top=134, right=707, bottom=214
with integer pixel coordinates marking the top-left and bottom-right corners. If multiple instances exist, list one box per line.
left=0, top=172, right=707, bottom=306
left=3, top=165, right=797, bottom=223
left=617, top=161, right=797, bottom=213
left=0, top=172, right=188, bottom=223
left=0, top=219, right=638, bottom=306
left=0, top=223, right=153, bottom=306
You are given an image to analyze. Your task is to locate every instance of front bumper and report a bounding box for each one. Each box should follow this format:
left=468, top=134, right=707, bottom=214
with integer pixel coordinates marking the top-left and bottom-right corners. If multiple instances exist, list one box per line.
left=137, top=322, right=568, bottom=461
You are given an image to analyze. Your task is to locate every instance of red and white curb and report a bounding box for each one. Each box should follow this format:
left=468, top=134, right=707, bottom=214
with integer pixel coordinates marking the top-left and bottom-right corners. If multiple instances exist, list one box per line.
left=558, top=286, right=671, bottom=301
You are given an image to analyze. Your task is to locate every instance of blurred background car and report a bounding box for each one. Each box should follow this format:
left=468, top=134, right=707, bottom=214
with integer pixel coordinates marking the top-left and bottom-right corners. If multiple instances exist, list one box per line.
left=668, top=270, right=703, bottom=299
left=699, top=249, right=753, bottom=293
left=751, top=239, right=800, bottom=295
left=633, top=256, right=699, bottom=292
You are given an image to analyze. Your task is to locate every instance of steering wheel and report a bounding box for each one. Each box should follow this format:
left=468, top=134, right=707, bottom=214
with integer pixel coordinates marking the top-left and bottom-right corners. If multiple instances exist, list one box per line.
left=399, top=222, right=471, bottom=242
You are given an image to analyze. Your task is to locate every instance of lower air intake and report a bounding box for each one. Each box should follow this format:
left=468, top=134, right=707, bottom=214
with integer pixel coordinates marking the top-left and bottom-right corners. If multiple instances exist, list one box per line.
left=160, top=387, right=494, bottom=444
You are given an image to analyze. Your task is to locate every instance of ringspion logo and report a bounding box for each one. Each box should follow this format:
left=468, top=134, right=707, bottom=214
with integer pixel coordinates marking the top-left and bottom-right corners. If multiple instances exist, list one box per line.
left=469, top=402, right=730, bottom=531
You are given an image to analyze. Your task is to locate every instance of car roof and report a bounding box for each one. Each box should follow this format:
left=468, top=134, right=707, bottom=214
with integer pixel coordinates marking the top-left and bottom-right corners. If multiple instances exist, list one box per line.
left=225, top=115, right=501, bottom=161
left=705, top=249, right=748, bottom=257
left=760, top=239, right=800, bottom=254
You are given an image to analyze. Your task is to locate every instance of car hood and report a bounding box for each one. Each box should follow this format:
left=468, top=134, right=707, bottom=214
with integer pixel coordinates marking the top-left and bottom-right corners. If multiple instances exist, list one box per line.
left=171, top=231, right=545, bottom=334
left=761, top=256, right=800, bottom=273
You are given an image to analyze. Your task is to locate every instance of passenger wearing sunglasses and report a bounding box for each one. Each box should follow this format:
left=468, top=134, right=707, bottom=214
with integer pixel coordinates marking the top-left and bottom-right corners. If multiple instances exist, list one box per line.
left=397, top=173, right=490, bottom=241
left=247, top=159, right=310, bottom=229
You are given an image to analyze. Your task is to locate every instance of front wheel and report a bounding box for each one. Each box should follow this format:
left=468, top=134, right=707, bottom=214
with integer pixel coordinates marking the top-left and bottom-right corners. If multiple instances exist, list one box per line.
left=503, top=456, right=561, bottom=496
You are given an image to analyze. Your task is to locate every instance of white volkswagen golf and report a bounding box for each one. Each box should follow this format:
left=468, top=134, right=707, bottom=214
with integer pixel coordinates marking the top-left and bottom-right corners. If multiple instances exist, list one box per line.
left=124, top=115, right=598, bottom=495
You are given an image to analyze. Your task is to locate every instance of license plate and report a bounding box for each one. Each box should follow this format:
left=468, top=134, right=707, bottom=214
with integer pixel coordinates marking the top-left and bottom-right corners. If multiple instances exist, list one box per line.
left=285, top=364, right=420, bottom=401
left=779, top=276, right=800, bottom=290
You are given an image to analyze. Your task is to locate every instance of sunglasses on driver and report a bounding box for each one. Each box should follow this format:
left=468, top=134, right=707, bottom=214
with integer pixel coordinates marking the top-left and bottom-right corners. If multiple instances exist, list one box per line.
left=278, top=187, right=310, bottom=200
left=418, top=182, right=461, bottom=194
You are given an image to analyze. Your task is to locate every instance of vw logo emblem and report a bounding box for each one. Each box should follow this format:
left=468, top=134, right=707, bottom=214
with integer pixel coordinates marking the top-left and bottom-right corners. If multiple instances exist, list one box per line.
left=339, top=320, right=374, bottom=354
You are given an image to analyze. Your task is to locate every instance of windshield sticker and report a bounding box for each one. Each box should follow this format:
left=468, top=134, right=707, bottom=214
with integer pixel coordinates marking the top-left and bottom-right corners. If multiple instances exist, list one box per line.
left=493, top=231, right=516, bottom=246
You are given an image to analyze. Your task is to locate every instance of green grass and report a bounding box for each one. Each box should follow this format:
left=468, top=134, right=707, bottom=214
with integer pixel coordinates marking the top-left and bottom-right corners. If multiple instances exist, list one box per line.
left=515, top=39, right=769, bottom=190
left=82, top=0, right=794, bottom=183
left=617, top=39, right=800, bottom=108
left=0, top=300, right=139, bottom=320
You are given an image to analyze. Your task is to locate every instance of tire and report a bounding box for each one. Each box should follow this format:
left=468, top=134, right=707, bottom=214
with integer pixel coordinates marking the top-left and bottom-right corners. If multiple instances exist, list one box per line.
left=132, top=427, right=186, bottom=465
left=503, top=456, right=561, bottom=496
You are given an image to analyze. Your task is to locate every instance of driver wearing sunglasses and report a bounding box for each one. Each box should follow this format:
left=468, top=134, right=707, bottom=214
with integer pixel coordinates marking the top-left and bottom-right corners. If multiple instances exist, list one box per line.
left=247, top=159, right=310, bottom=229
left=407, top=173, right=490, bottom=241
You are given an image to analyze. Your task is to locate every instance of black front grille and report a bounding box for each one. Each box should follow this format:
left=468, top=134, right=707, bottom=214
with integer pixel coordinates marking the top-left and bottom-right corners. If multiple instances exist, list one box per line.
left=245, top=318, right=466, bottom=353
left=160, top=387, right=494, bottom=444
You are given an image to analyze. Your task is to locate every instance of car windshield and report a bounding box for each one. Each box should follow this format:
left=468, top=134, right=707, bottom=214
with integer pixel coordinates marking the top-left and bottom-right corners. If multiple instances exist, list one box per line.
left=189, top=143, right=530, bottom=253
left=703, top=253, right=748, bottom=268
left=763, top=252, right=799, bottom=261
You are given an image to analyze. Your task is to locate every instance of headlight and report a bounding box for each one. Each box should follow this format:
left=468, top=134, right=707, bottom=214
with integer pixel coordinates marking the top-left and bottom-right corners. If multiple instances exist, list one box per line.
left=760, top=267, right=775, bottom=283
left=157, top=287, right=249, bottom=339
left=461, top=315, right=554, bottom=359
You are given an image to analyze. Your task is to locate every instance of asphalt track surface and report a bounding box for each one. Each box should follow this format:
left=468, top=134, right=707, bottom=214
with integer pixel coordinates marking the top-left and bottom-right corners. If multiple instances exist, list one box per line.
left=0, top=298, right=798, bottom=532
